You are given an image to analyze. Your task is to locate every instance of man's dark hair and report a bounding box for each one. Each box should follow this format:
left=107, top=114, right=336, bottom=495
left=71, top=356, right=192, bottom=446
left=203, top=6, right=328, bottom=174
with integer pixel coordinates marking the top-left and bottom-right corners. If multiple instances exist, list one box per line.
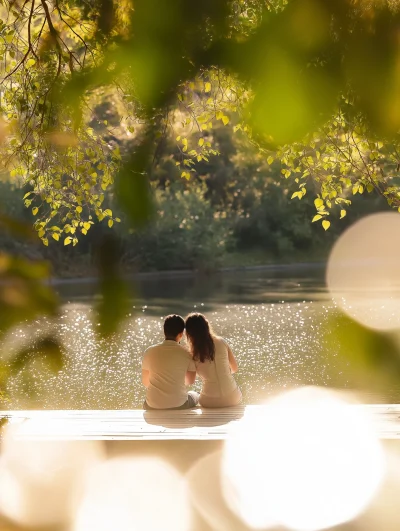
left=164, top=314, right=185, bottom=340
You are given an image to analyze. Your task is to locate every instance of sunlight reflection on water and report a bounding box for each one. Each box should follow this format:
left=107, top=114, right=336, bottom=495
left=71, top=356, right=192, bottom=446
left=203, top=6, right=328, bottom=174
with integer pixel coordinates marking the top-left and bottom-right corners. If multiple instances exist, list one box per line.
left=3, top=297, right=347, bottom=409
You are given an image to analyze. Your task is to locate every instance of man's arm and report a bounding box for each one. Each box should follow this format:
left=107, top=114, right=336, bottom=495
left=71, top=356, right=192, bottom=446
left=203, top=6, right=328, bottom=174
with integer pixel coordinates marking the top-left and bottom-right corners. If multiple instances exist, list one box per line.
left=142, top=351, right=150, bottom=387
left=142, top=370, right=150, bottom=387
left=185, top=371, right=196, bottom=385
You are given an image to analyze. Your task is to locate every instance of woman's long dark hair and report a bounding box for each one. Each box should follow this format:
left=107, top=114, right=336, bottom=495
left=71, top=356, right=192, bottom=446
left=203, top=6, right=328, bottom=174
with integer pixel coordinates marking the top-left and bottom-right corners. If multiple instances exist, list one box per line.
left=185, top=313, right=215, bottom=363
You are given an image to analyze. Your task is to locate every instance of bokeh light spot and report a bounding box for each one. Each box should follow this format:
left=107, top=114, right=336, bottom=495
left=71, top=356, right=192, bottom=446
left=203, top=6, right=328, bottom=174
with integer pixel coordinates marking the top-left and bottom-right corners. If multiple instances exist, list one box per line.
left=74, top=456, right=190, bottom=531
left=0, top=421, right=105, bottom=528
left=326, top=212, right=400, bottom=330
left=221, top=387, right=385, bottom=531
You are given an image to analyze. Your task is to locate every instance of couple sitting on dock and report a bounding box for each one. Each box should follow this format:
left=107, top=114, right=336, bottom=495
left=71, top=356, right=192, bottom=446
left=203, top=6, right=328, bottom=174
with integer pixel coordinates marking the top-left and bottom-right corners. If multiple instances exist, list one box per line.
left=142, top=313, right=242, bottom=410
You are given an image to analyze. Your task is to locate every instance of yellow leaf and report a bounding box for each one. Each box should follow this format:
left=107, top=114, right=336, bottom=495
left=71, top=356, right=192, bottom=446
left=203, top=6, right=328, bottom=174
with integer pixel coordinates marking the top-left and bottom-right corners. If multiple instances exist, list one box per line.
left=314, top=198, right=324, bottom=209
left=115, top=218, right=121, bottom=223
left=222, top=116, right=229, bottom=126
left=42, top=238, right=49, bottom=246
left=322, top=220, right=331, bottom=231
left=38, top=229, right=45, bottom=238
left=312, top=215, right=322, bottom=222
left=205, top=82, right=211, bottom=93
left=108, top=219, right=114, bottom=228
left=340, top=209, right=346, bottom=219
left=81, top=229, right=87, bottom=235
left=198, top=138, right=204, bottom=147
left=52, top=233, right=60, bottom=241
left=83, top=222, right=91, bottom=230
left=76, top=206, right=82, bottom=213
left=64, top=237, right=72, bottom=246
left=32, top=207, right=38, bottom=216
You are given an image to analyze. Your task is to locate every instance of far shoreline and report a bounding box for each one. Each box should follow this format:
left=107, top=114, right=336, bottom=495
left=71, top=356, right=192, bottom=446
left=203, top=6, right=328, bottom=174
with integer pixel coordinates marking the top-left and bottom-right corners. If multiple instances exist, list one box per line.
left=48, top=260, right=326, bottom=285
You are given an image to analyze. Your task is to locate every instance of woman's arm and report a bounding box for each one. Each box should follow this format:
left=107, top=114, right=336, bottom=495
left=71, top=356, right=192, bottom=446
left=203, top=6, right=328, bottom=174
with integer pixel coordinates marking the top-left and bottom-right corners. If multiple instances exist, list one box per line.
left=227, top=344, right=238, bottom=374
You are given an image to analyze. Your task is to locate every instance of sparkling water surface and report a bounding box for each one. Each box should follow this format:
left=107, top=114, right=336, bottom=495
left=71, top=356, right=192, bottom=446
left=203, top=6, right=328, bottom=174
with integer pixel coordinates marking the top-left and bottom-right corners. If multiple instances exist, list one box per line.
left=2, top=267, right=397, bottom=409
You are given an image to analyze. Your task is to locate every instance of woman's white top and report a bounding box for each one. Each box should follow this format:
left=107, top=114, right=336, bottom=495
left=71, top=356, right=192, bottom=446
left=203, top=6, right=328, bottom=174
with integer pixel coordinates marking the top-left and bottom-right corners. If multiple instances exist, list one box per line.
left=195, top=337, right=238, bottom=398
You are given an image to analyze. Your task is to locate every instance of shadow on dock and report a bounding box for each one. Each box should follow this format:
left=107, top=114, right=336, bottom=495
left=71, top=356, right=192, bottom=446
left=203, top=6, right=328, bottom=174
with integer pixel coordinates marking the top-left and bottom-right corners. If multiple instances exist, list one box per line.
left=143, top=406, right=245, bottom=429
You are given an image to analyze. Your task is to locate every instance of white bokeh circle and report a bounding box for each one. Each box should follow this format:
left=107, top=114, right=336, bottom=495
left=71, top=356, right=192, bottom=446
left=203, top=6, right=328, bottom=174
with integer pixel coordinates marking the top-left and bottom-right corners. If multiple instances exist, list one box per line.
left=221, top=387, right=385, bottom=531
left=326, top=212, right=400, bottom=330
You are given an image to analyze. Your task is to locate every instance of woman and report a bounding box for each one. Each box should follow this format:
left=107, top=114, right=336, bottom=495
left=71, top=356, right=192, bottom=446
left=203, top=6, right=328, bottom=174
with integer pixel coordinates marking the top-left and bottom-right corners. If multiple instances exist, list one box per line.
left=185, top=313, right=242, bottom=408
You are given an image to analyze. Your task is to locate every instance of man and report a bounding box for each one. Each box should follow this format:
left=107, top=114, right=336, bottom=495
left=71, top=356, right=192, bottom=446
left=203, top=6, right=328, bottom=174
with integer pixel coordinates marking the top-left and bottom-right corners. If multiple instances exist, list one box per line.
left=142, top=314, right=199, bottom=409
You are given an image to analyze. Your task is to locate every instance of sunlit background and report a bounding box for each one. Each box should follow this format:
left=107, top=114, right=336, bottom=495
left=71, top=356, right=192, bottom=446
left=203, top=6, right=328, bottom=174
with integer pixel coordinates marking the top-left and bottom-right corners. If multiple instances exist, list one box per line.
left=0, top=272, right=351, bottom=409
left=2, top=0, right=400, bottom=528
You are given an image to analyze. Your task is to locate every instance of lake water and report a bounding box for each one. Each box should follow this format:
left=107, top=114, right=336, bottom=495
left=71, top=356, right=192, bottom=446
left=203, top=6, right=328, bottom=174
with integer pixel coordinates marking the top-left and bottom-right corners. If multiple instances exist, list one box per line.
left=2, top=265, right=399, bottom=408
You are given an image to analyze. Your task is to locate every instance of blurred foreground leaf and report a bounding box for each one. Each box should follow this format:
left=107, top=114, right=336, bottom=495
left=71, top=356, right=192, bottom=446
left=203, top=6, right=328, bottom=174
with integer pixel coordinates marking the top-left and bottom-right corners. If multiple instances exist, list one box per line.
left=115, top=134, right=155, bottom=228
left=0, top=214, right=38, bottom=242
left=0, top=254, right=58, bottom=337
left=325, top=312, right=400, bottom=393
left=95, top=235, right=130, bottom=336
left=9, top=336, right=65, bottom=376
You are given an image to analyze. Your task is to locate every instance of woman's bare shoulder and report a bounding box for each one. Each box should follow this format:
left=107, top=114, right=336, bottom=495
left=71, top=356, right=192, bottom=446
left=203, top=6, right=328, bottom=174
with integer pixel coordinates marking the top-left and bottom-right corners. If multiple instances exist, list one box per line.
left=213, top=336, right=227, bottom=347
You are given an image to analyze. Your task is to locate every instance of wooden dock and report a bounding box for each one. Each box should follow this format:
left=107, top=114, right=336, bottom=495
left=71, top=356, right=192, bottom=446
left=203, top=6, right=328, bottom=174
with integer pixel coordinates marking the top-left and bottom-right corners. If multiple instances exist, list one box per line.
left=1, top=404, right=400, bottom=440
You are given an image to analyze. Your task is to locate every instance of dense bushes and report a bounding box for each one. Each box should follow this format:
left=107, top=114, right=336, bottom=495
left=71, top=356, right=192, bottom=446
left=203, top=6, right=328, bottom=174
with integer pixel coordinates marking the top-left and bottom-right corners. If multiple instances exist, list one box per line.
left=121, top=184, right=229, bottom=272
left=0, top=125, right=392, bottom=277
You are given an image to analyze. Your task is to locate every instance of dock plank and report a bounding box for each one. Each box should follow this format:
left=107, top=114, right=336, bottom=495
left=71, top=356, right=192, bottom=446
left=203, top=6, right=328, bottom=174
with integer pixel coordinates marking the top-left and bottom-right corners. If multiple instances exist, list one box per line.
left=1, top=405, right=400, bottom=440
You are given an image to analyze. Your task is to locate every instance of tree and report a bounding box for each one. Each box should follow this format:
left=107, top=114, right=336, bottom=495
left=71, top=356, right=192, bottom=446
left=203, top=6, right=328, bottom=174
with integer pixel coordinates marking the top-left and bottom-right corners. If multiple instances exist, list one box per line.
left=1, top=0, right=400, bottom=243
left=0, top=0, right=400, bottom=348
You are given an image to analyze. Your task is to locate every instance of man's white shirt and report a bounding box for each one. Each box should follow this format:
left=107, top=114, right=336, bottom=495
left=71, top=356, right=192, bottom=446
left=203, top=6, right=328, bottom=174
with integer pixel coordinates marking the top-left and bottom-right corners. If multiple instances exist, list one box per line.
left=142, top=340, right=196, bottom=409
